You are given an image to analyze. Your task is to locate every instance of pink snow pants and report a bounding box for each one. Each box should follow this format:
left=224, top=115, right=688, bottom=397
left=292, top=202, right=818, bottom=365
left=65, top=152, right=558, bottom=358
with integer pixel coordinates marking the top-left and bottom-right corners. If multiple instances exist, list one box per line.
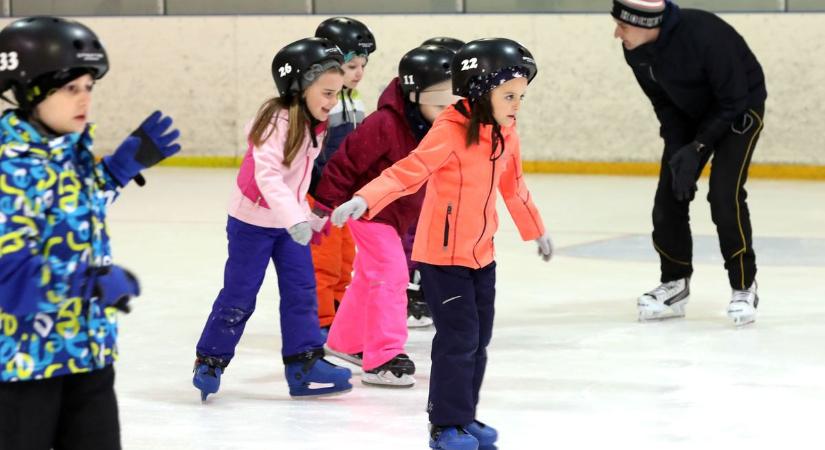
left=326, top=220, right=409, bottom=371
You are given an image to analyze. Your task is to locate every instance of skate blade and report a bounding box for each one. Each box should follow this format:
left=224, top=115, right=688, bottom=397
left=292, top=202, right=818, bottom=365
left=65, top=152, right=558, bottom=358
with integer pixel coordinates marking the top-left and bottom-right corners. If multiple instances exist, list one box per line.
left=638, top=307, right=686, bottom=322
left=730, top=314, right=756, bottom=327
left=361, top=379, right=416, bottom=388
left=324, top=346, right=363, bottom=367
left=289, top=386, right=353, bottom=400
left=407, top=319, right=433, bottom=329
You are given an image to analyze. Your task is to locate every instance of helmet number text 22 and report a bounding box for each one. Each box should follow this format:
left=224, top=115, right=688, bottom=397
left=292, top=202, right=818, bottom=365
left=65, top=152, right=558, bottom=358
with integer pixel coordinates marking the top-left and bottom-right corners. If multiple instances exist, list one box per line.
left=459, top=58, right=478, bottom=71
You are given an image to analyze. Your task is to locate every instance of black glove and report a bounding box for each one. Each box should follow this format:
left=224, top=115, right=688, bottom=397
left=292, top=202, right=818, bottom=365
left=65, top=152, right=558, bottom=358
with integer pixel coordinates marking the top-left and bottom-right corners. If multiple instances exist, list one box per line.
left=667, top=141, right=705, bottom=202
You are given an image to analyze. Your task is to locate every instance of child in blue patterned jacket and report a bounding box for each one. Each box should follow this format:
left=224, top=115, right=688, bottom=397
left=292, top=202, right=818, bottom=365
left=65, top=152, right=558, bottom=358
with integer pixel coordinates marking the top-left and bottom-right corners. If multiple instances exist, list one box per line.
left=0, top=16, right=180, bottom=450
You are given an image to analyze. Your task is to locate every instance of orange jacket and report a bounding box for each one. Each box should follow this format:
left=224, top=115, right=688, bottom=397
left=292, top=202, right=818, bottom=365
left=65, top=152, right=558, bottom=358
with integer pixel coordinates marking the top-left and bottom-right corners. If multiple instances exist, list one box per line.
left=356, top=100, right=545, bottom=269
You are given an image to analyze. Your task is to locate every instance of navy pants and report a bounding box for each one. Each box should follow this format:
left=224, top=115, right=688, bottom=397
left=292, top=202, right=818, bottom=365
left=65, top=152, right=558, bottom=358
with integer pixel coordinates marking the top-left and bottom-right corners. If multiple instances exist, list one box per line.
left=196, top=216, right=324, bottom=362
left=420, top=262, right=496, bottom=426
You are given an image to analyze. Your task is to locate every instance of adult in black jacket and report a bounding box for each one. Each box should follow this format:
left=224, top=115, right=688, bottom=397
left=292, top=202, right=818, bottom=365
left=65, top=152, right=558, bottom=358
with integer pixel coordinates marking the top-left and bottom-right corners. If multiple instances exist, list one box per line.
left=612, top=0, right=766, bottom=326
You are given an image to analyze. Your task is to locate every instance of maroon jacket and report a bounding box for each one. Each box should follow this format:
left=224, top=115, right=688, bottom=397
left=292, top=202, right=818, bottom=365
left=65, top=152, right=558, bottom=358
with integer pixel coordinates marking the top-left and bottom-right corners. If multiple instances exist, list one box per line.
left=315, top=77, right=426, bottom=236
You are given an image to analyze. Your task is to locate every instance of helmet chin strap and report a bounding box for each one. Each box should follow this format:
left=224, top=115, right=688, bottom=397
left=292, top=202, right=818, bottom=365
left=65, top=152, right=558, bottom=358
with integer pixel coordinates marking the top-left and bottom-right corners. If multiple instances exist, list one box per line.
left=299, top=98, right=322, bottom=148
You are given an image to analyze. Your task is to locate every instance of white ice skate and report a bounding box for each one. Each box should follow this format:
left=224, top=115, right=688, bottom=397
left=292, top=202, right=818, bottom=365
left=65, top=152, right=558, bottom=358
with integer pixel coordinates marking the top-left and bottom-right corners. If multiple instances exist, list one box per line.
left=727, top=281, right=758, bottom=327
left=637, top=278, right=690, bottom=321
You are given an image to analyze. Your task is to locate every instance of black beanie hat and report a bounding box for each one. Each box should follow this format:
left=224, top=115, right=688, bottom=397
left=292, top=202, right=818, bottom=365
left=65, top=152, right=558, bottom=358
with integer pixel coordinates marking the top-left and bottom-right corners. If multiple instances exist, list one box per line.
left=611, top=0, right=666, bottom=29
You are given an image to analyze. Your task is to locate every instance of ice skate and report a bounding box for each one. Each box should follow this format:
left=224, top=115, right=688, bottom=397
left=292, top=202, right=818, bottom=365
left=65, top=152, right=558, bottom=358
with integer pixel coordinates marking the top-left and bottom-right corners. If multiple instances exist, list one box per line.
left=362, top=353, right=416, bottom=388
left=284, top=349, right=353, bottom=398
left=429, top=425, right=478, bottom=450
left=637, top=278, right=690, bottom=321
left=727, top=281, right=758, bottom=327
left=192, top=355, right=228, bottom=402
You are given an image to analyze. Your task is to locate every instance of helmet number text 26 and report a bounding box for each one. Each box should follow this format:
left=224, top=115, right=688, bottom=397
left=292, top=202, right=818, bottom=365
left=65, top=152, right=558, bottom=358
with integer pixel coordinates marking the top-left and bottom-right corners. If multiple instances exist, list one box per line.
left=0, top=52, right=19, bottom=72
left=278, top=63, right=292, bottom=78
left=460, top=58, right=478, bottom=71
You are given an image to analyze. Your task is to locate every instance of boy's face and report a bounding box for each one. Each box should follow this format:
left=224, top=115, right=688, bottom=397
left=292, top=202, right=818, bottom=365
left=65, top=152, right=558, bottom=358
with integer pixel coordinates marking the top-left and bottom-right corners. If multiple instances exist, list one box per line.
left=342, top=56, right=367, bottom=90
left=419, top=104, right=447, bottom=124
left=33, top=74, right=95, bottom=134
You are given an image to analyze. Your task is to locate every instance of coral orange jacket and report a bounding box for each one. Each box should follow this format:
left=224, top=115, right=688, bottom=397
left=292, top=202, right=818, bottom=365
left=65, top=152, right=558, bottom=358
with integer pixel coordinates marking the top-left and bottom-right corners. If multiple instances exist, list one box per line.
left=356, top=100, right=545, bottom=269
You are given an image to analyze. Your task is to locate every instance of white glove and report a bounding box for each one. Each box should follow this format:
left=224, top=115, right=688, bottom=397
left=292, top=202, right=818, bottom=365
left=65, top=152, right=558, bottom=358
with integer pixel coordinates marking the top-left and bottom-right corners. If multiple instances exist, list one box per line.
left=535, top=234, right=553, bottom=262
left=331, top=196, right=367, bottom=227
left=288, top=221, right=312, bottom=246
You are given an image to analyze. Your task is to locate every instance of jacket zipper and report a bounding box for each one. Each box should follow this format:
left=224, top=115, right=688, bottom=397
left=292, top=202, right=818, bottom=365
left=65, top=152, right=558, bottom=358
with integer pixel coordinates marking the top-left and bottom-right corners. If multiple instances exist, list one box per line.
left=442, top=203, right=452, bottom=249
left=472, top=158, right=496, bottom=267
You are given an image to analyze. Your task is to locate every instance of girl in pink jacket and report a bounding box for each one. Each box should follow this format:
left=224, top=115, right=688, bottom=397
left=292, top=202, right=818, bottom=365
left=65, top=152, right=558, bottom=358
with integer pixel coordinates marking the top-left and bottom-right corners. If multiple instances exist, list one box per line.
left=192, top=38, right=353, bottom=401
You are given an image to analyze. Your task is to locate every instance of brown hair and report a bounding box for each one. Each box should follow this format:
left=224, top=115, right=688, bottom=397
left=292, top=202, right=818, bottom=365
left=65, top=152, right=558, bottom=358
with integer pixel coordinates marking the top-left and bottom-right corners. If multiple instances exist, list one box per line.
left=247, top=65, right=343, bottom=167
left=463, top=95, right=496, bottom=147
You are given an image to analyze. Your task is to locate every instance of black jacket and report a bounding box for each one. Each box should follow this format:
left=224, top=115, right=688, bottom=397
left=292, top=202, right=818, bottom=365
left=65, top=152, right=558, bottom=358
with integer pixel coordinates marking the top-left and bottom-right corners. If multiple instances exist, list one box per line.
left=623, top=2, right=767, bottom=147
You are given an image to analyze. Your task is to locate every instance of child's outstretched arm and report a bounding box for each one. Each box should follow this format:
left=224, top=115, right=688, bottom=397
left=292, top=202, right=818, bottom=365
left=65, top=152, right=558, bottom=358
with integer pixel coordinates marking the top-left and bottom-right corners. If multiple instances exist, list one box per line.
left=498, top=136, right=552, bottom=261
left=332, top=121, right=460, bottom=226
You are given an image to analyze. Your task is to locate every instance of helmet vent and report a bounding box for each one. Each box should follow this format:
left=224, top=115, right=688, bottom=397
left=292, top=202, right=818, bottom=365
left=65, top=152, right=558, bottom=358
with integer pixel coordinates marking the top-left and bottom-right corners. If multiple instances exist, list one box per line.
left=73, top=40, right=84, bottom=50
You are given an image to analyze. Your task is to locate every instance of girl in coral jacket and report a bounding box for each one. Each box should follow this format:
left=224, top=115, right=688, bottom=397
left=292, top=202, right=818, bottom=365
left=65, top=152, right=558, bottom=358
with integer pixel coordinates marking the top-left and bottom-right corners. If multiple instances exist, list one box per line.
left=331, top=38, right=554, bottom=450
left=314, top=45, right=460, bottom=388
left=192, top=38, right=353, bottom=401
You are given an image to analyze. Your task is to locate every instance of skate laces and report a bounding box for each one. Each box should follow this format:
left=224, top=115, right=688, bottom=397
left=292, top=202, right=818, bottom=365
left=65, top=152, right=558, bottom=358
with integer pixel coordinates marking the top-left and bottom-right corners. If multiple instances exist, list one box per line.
left=731, top=286, right=756, bottom=304
left=647, top=279, right=685, bottom=300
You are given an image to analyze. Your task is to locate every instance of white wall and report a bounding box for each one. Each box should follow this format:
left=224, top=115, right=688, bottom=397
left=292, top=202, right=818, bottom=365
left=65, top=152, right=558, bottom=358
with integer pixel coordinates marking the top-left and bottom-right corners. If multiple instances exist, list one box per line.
left=2, top=13, right=823, bottom=164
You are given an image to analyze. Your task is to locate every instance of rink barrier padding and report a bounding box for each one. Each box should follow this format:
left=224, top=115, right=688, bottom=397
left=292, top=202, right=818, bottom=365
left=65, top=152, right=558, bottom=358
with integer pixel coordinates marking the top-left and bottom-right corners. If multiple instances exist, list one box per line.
left=152, top=156, right=825, bottom=180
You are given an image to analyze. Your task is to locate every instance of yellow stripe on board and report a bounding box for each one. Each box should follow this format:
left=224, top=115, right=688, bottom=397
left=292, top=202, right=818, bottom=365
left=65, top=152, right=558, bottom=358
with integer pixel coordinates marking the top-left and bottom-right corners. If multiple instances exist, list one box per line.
left=154, top=157, right=825, bottom=180
left=523, top=160, right=825, bottom=180
left=158, top=156, right=243, bottom=168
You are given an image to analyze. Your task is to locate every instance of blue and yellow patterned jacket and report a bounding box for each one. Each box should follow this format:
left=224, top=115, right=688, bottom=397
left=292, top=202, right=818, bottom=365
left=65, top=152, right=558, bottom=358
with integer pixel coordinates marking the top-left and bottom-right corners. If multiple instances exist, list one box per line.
left=0, top=110, right=121, bottom=382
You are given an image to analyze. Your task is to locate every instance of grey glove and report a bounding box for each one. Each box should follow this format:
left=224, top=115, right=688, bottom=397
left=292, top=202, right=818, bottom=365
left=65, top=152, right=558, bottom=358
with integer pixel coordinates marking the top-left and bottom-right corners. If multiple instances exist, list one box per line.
left=535, top=234, right=554, bottom=262
left=331, top=196, right=368, bottom=227
left=288, top=221, right=312, bottom=246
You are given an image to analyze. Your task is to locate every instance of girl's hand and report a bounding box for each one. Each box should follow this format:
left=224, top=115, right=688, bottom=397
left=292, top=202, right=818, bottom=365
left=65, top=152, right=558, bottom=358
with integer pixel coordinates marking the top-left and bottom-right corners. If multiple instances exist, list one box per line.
left=288, top=222, right=313, bottom=246
left=331, top=196, right=367, bottom=227
left=535, top=234, right=553, bottom=262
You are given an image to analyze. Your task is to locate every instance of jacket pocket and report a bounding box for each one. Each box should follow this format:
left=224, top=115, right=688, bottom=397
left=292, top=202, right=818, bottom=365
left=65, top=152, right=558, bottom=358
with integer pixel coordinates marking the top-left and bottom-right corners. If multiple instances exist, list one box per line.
left=731, top=111, right=755, bottom=135
left=442, top=203, right=452, bottom=249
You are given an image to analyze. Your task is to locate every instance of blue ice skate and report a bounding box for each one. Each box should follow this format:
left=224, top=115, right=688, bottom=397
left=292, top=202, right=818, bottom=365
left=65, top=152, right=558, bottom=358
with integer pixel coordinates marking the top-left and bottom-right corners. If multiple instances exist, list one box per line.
left=192, top=355, right=228, bottom=402
left=284, top=348, right=352, bottom=398
left=429, top=425, right=479, bottom=450
left=465, top=421, right=497, bottom=447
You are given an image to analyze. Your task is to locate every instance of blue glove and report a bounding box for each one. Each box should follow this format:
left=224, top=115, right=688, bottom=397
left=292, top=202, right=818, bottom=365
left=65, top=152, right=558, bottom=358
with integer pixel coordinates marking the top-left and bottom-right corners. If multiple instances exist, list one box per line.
left=103, top=111, right=181, bottom=187
left=93, top=265, right=141, bottom=313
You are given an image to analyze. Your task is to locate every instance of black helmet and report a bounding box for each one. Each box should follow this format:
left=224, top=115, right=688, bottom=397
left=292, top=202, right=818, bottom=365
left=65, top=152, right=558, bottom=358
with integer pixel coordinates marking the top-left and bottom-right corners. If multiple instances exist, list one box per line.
left=451, top=38, right=537, bottom=97
left=398, top=45, right=455, bottom=101
left=315, top=17, right=376, bottom=58
left=421, top=37, right=465, bottom=53
left=271, top=37, right=345, bottom=97
left=0, top=16, right=108, bottom=106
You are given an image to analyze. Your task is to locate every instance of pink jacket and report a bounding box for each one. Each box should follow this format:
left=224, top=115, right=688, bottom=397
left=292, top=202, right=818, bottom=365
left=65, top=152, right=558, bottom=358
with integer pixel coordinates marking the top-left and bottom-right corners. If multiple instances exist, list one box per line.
left=228, top=110, right=326, bottom=230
